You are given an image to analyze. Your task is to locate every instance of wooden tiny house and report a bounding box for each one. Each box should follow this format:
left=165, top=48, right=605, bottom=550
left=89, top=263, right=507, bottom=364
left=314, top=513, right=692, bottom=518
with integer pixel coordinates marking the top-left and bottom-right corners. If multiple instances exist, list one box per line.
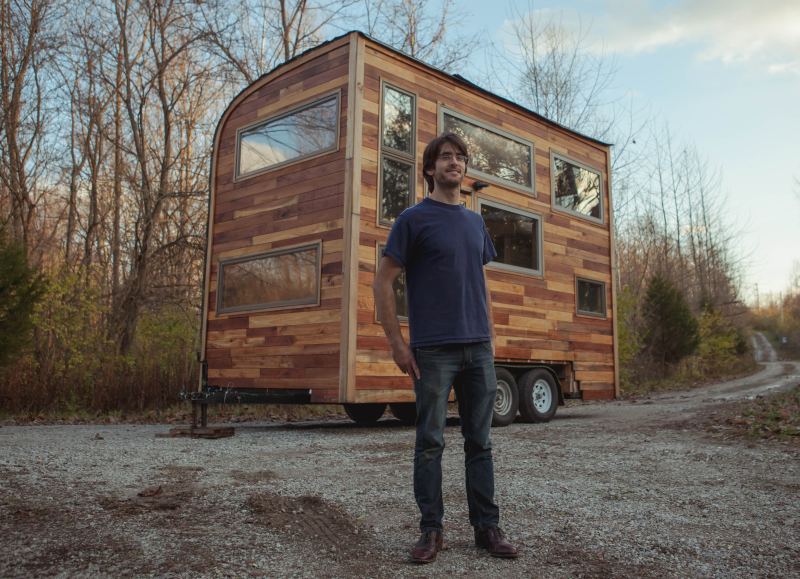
left=199, top=31, right=618, bottom=425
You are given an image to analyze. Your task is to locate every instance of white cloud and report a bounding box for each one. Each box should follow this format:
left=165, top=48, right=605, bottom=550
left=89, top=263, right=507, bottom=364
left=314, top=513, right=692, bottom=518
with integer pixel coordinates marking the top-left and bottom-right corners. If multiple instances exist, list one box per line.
left=588, top=0, right=800, bottom=74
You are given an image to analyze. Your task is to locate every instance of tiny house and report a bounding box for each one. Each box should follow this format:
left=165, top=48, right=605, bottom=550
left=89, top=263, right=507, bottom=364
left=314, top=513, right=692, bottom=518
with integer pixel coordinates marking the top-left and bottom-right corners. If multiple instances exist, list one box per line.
left=198, top=31, right=618, bottom=426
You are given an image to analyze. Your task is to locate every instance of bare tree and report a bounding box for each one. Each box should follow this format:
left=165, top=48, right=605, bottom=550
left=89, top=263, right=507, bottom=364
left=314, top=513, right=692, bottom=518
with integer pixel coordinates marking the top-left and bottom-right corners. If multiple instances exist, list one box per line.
left=358, top=0, right=472, bottom=71
left=0, top=0, right=61, bottom=260
left=199, top=0, right=357, bottom=86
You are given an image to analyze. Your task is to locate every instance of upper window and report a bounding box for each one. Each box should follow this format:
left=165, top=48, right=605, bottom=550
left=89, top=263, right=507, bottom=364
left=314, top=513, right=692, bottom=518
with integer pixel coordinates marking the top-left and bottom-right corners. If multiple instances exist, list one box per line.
left=551, top=153, right=603, bottom=222
left=217, top=242, right=321, bottom=314
left=236, top=93, right=340, bottom=179
left=379, top=83, right=416, bottom=226
left=441, top=107, right=534, bottom=192
left=479, top=199, right=542, bottom=276
left=576, top=278, right=606, bottom=317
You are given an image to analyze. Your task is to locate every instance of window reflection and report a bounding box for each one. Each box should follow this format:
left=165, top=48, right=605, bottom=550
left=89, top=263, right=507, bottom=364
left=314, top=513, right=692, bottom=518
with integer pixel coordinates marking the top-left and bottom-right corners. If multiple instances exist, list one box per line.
left=219, top=245, right=319, bottom=312
left=443, top=111, right=532, bottom=189
left=553, top=156, right=601, bottom=220
left=380, top=156, right=412, bottom=225
left=577, top=279, right=606, bottom=316
left=480, top=202, right=540, bottom=273
left=382, top=87, right=413, bottom=153
left=238, top=95, right=338, bottom=176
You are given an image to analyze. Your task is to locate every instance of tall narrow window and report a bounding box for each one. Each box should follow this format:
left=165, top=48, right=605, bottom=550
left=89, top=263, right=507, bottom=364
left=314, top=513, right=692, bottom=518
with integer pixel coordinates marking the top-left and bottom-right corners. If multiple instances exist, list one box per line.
left=378, top=244, right=408, bottom=320
left=479, top=199, right=542, bottom=276
left=576, top=278, right=606, bottom=317
left=441, top=107, right=534, bottom=192
left=236, top=93, right=339, bottom=179
left=217, top=242, right=321, bottom=314
left=551, top=153, right=603, bottom=222
left=379, top=84, right=415, bottom=226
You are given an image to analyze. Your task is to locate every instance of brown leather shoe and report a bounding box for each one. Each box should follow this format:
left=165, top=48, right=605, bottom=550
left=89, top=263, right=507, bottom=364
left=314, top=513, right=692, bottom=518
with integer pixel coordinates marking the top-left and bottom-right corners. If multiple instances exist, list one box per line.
left=410, top=530, right=444, bottom=564
left=474, top=526, right=519, bottom=558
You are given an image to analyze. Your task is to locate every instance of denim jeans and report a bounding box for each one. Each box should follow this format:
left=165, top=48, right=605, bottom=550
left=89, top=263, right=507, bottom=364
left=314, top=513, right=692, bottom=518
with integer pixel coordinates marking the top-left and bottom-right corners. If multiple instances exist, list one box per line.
left=413, top=341, right=499, bottom=532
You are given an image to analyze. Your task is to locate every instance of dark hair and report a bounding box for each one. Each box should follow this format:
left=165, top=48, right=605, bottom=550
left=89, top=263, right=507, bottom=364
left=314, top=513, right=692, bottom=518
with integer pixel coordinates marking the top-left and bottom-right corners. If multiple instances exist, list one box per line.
left=421, top=132, right=469, bottom=193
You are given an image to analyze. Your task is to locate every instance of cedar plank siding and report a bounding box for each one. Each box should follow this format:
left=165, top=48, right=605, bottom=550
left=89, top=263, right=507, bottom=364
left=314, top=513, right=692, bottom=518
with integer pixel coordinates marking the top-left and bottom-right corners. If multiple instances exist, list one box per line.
left=203, top=38, right=352, bottom=402
left=201, top=32, right=617, bottom=405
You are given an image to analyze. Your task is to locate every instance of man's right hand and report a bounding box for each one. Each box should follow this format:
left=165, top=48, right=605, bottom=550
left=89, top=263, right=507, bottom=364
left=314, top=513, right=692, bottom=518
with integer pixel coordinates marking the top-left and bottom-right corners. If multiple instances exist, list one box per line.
left=392, top=341, right=420, bottom=380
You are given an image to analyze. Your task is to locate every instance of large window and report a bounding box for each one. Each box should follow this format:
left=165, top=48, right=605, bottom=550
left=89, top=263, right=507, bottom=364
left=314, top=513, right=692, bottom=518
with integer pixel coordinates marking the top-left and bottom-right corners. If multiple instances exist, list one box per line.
left=379, top=83, right=416, bottom=226
left=377, top=244, right=408, bottom=320
left=479, top=199, right=542, bottom=275
left=217, top=242, right=321, bottom=314
left=441, top=107, right=534, bottom=192
left=576, top=278, right=606, bottom=317
left=236, top=93, right=339, bottom=179
left=551, top=153, right=603, bottom=222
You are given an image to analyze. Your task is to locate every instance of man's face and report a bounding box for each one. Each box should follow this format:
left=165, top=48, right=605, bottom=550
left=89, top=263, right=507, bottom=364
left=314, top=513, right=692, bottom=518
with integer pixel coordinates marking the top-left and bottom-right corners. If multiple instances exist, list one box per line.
left=427, top=142, right=466, bottom=190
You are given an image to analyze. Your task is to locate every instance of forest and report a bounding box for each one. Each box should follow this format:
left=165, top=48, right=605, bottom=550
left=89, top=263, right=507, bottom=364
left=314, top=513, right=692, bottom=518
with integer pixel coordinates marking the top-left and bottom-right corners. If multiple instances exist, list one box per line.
left=2, top=0, right=794, bottom=415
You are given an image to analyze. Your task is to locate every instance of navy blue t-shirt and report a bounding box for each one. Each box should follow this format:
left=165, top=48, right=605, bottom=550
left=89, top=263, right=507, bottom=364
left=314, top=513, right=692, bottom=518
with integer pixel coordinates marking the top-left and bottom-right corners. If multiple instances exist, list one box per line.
left=383, top=197, right=497, bottom=348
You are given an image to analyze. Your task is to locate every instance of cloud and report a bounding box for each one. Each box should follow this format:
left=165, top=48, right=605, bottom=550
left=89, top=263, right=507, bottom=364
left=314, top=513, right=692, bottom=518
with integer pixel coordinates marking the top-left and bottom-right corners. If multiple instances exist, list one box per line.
left=588, top=0, right=800, bottom=73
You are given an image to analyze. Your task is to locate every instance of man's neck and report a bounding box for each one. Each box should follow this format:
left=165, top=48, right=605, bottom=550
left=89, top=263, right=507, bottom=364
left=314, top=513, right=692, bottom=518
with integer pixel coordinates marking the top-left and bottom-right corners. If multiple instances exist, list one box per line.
left=429, top=187, right=460, bottom=205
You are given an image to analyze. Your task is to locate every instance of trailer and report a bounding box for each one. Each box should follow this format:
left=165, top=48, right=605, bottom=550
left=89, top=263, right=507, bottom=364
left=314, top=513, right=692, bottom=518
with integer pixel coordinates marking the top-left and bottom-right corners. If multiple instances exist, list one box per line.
left=197, top=31, right=618, bottom=427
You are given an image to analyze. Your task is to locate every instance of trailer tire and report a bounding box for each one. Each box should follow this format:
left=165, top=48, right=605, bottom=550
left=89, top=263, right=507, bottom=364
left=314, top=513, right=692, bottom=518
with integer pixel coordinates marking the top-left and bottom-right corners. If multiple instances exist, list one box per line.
left=492, top=368, right=519, bottom=427
left=518, top=369, right=558, bottom=422
left=389, top=403, right=417, bottom=426
left=344, top=403, right=386, bottom=425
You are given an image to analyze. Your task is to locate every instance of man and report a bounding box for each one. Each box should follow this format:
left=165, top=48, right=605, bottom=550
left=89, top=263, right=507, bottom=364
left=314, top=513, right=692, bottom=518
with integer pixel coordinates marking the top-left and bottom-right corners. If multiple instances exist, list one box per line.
left=373, top=133, right=519, bottom=563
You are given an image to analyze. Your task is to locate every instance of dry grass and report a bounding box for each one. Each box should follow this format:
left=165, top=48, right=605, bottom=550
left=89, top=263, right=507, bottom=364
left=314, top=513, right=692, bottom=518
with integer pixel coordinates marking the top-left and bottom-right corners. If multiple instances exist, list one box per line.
left=705, top=385, right=800, bottom=444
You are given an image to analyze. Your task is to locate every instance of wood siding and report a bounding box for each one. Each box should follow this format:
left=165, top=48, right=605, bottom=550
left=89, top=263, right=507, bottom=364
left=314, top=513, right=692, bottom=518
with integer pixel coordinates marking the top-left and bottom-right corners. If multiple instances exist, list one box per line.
left=203, top=38, right=352, bottom=403
left=353, top=41, right=616, bottom=401
left=202, top=32, right=617, bottom=403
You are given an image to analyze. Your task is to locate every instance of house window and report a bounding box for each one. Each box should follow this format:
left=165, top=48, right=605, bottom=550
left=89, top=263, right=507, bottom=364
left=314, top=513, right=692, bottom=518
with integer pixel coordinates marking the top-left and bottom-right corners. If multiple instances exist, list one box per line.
left=551, top=153, right=603, bottom=222
left=479, top=199, right=542, bottom=275
left=379, top=83, right=415, bottom=226
left=441, top=107, right=534, bottom=192
left=217, top=242, right=321, bottom=314
left=378, top=244, right=408, bottom=320
left=576, top=278, right=606, bottom=317
left=236, top=93, right=339, bottom=178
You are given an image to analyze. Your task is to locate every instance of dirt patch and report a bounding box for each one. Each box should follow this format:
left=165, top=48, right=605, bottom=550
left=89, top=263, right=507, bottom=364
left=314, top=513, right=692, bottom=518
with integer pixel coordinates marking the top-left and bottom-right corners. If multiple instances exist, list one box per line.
left=229, top=469, right=279, bottom=483
left=99, top=483, right=198, bottom=514
left=245, top=492, right=395, bottom=573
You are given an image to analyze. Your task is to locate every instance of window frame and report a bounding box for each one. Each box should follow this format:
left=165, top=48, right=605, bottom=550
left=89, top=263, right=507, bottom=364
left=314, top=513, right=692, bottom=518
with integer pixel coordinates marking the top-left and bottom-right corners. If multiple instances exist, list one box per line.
left=439, top=105, right=536, bottom=195
left=376, top=243, right=409, bottom=323
left=216, top=241, right=322, bottom=315
left=550, top=150, right=605, bottom=224
left=378, top=81, right=417, bottom=228
left=575, top=276, right=607, bottom=318
left=478, top=197, right=544, bottom=277
left=234, top=91, right=341, bottom=182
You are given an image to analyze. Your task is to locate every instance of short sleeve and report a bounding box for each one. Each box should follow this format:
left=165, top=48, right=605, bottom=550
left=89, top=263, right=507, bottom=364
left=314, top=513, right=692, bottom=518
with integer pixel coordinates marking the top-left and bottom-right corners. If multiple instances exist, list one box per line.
left=481, top=220, right=497, bottom=265
left=383, top=212, right=413, bottom=267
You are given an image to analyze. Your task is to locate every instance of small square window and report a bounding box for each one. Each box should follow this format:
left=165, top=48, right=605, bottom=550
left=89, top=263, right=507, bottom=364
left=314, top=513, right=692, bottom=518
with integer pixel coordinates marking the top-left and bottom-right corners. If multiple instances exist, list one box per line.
left=576, top=278, right=606, bottom=317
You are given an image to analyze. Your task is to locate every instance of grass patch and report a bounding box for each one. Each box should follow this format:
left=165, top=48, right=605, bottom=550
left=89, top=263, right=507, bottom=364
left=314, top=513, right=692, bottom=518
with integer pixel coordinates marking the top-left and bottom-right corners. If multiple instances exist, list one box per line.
left=622, top=353, right=759, bottom=398
left=706, top=385, right=800, bottom=444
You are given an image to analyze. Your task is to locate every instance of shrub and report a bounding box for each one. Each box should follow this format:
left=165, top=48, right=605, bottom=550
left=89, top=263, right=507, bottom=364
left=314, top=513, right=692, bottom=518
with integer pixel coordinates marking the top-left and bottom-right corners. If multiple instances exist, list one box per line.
left=0, top=236, right=45, bottom=367
left=641, top=274, right=698, bottom=368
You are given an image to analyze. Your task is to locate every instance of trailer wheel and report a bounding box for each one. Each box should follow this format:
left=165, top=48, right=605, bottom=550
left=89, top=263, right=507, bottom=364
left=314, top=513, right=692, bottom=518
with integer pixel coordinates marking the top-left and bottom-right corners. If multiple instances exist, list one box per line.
left=518, top=369, right=558, bottom=422
left=344, top=403, right=386, bottom=425
left=389, top=403, right=417, bottom=426
left=492, top=368, right=519, bottom=427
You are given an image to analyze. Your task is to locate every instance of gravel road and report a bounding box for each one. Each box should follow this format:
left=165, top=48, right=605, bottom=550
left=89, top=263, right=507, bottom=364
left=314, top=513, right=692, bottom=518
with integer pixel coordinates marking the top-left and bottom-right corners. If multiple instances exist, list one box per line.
left=2, top=346, right=798, bottom=577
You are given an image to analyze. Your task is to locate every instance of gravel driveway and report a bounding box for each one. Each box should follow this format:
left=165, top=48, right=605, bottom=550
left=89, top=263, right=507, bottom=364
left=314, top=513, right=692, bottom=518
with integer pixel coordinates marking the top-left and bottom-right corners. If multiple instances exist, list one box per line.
left=2, top=357, right=798, bottom=578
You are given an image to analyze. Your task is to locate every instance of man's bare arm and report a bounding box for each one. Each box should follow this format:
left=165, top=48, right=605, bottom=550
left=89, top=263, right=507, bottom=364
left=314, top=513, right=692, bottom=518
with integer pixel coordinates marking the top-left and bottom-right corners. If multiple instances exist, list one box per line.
left=373, top=255, right=420, bottom=379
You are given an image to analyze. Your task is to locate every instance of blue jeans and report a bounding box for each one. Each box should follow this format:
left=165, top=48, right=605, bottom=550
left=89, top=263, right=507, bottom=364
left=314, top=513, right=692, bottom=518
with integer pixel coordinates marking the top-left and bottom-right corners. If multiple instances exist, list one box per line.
left=413, top=341, right=499, bottom=532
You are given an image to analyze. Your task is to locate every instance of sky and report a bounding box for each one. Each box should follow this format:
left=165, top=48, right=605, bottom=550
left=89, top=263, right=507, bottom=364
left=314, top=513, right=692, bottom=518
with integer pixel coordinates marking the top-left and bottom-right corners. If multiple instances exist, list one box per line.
left=457, top=0, right=800, bottom=302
